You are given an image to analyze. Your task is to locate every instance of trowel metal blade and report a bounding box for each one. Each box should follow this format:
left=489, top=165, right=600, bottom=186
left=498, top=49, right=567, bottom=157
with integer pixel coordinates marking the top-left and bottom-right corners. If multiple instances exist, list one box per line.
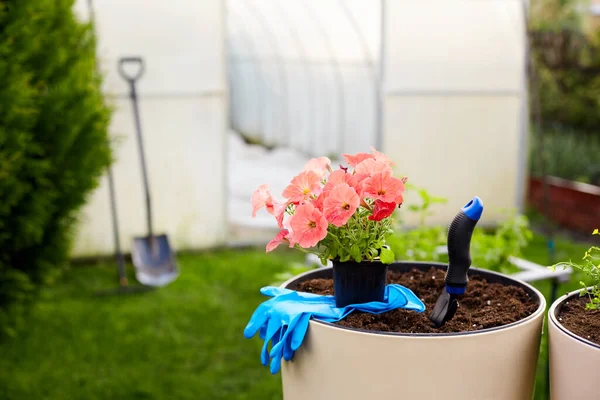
left=429, top=288, right=459, bottom=328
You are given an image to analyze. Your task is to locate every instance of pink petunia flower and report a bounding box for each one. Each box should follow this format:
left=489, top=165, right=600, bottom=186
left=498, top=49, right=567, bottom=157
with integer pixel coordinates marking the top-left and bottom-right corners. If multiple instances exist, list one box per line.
left=354, top=158, right=392, bottom=176
left=342, top=152, right=374, bottom=167
left=370, top=147, right=395, bottom=166
left=303, top=157, right=332, bottom=179
left=348, top=172, right=369, bottom=196
left=274, top=201, right=289, bottom=228
left=369, top=200, right=397, bottom=221
left=266, top=229, right=290, bottom=252
left=323, top=169, right=346, bottom=192
left=283, top=171, right=322, bottom=203
left=362, top=171, right=405, bottom=203
left=289, top=203, right=328, bottom=248
left=251, top=184, right=276, bottom=217
left=324, top=169, right=367, bottom=195
left=394, top=194, right=404, bottom=206
left=323, top=183, right=360, bottom=227
left=312, top=192, right=325, bottom=212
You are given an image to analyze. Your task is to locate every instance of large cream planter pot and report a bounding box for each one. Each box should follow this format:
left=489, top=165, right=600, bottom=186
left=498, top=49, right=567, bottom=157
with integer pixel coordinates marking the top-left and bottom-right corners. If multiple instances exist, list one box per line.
left=549, top=288, right=600, bottom=400
left=281, top=262, right=546, bottom=400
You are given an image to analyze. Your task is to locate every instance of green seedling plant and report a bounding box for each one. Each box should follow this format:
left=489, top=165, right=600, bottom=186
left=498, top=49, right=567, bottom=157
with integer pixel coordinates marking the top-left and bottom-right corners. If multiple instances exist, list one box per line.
left=470, top=212, right=533, bottom=273
left=388, top=186, right=533, bottom=272
left=551, top=229, right=600, bottom=310
left=387, top=184, right=446, bottom=262
left=405, top=184, right=448, bottom=227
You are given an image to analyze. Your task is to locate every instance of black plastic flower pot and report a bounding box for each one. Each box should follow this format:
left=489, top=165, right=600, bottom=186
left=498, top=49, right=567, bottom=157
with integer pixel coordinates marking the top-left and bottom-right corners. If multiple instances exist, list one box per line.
left=332, top=260, right=387, bottom=307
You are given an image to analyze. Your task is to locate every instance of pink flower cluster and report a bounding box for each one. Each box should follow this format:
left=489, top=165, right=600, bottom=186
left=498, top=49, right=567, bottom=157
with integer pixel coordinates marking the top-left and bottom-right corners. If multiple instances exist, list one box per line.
left=251, top=149, right=406, bottom=252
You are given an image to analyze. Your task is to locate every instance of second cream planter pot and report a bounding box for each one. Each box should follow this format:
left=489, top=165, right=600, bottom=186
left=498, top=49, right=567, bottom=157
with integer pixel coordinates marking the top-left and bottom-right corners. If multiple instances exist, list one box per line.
left=549, top=289, right=600, bottom=400
left=281, top=262, right=546, bottom=400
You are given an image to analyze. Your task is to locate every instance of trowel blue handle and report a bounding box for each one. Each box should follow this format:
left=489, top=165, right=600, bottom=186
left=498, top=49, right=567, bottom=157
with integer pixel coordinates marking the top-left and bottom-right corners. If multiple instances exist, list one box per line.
left=445, top=197, right=483, bottom=295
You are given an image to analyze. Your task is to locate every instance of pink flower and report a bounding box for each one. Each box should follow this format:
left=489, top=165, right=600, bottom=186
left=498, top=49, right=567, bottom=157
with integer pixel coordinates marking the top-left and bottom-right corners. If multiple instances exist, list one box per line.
left=323, top=169, right=346, bottom=192
left=369, top=200, right=396, bottom=221
left=370, top=147, right=395, bottom=166
left=362, top=171, right=405, bottom=203
left=394, top=193, right=404, bottom=206
left=283, top=171, right=322, bottom=203
left=312, top=192, right=325, bottom=212
left=251, top=184, right=276, bottom=217
left=323, top=183, right=360, bottom=227
left=348, top=172, right=369, bottom=195
left=324, top=169, right=367, bottom=195
left=266, top=229, right=290, bottom=252
left=343, top=149, right=395, bottom=168
left=355, top=158, right=392, bottom=176
left=289, top=203, right=328, bottom=248
left=303, top=157, right=332, bottom=179
left=274, top=201, right=289, bottom=228
left=342, top=152, right=374, bottom=167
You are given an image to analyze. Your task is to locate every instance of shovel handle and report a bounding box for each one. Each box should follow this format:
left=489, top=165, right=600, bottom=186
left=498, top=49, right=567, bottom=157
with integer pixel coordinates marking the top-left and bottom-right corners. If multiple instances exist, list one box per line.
left=118, top=57, right=145, bottom=83
left=445, top=197, right=483, bottom=294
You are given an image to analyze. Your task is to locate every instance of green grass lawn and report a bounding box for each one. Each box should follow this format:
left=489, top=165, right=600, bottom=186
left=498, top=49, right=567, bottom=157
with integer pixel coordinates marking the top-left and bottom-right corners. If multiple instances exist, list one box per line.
left=0, top=249, right=302, bottom=400
left=0, top=233, right=592, bottom=400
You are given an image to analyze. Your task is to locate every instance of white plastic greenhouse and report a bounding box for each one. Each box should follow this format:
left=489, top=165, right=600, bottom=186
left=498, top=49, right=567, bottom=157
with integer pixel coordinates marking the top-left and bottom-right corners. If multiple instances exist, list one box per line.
left=72, top=0, right=529, bottom=256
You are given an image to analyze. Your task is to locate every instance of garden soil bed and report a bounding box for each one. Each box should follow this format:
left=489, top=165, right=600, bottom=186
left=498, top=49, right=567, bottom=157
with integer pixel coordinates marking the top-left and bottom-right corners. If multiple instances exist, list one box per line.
left=294, top=267, right=538, bottom=334
left=556, top=296, right=600, bottom=346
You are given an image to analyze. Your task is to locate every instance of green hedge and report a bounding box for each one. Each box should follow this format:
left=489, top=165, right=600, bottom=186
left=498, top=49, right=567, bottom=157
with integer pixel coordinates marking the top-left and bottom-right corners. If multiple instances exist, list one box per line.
left=0, top=0, right=111, bottom=335
left=532, top=28, right=600, bottom=133
left=529, top=126, right=600, bottom=184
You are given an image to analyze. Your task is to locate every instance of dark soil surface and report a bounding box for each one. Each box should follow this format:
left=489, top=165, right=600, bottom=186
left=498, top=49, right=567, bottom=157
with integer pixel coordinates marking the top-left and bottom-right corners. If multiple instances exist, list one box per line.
left=556, top=296, right=600, bottom=346
left=294, top=267, right=538, bottom=334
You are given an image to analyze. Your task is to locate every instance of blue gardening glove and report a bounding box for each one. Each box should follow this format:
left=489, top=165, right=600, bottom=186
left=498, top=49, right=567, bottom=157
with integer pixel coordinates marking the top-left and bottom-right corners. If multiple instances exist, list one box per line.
left=245, top=288, right=340, bottom=373
left=244, top=284, right=425, bottom=373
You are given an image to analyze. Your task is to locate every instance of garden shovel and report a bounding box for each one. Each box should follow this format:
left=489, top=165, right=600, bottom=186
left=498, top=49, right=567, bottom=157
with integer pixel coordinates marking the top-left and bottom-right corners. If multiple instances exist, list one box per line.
left=118, top=57, right=179, bottom=287
left=429, top=196, right=483, bottom=327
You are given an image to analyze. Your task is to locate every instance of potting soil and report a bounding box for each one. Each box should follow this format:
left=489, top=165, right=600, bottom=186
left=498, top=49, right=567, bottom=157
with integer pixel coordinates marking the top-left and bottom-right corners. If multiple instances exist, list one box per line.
left=556, top=296, right=600, bottom=346
left=294, top=267, right=538, bottom=334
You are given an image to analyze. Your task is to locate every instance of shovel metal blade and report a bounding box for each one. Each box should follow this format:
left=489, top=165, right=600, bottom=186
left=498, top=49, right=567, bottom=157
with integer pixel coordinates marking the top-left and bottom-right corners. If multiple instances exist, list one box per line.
left=429, top=288, right=459, bottom=328
left=131, top=234, right=179, bottom=287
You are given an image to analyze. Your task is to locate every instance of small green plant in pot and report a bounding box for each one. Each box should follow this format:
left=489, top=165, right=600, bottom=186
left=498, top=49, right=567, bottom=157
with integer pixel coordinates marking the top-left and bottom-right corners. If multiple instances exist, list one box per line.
left=252, top=149, right=405, bottom=307
left=548, top=229, right=600, bottom=399
left=552, top=229, right=600, bottom=311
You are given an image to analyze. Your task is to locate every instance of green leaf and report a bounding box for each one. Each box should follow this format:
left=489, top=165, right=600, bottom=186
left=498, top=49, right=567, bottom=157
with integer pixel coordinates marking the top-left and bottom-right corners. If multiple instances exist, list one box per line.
left=431, top=196, right=448, bottom=204
left=379, top=247, right=395, bottom=264
left=350, top=245, right=361, bottom=263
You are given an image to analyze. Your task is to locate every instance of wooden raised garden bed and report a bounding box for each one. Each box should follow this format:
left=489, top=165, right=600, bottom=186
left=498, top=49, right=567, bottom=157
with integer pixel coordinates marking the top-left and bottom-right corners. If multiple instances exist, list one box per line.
left=528, top=176, right=600, bottom=234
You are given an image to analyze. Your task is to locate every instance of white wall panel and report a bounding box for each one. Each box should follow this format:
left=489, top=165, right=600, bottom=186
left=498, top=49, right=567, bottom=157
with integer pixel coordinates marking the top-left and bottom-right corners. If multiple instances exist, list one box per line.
left=72, top=0, right=227, bottom=256
left=93, top=0, right=225, bottom=96
left=385, top=0, right=525, bottom=93
left=385, top=95, right=523, bottom=226
left=74, top=96, right=227, bottom=256
left=383, top=0, right=527, bottom=225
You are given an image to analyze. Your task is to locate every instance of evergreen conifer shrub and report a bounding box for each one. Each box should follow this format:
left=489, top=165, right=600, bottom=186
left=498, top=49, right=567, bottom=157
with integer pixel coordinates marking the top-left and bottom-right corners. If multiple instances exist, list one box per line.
left=0, top=0, right=111, bottom=334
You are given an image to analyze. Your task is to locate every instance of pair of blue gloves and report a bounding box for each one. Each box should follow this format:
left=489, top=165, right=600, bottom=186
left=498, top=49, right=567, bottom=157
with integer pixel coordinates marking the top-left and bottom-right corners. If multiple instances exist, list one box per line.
left=244, top=285, right=425, bottom=374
